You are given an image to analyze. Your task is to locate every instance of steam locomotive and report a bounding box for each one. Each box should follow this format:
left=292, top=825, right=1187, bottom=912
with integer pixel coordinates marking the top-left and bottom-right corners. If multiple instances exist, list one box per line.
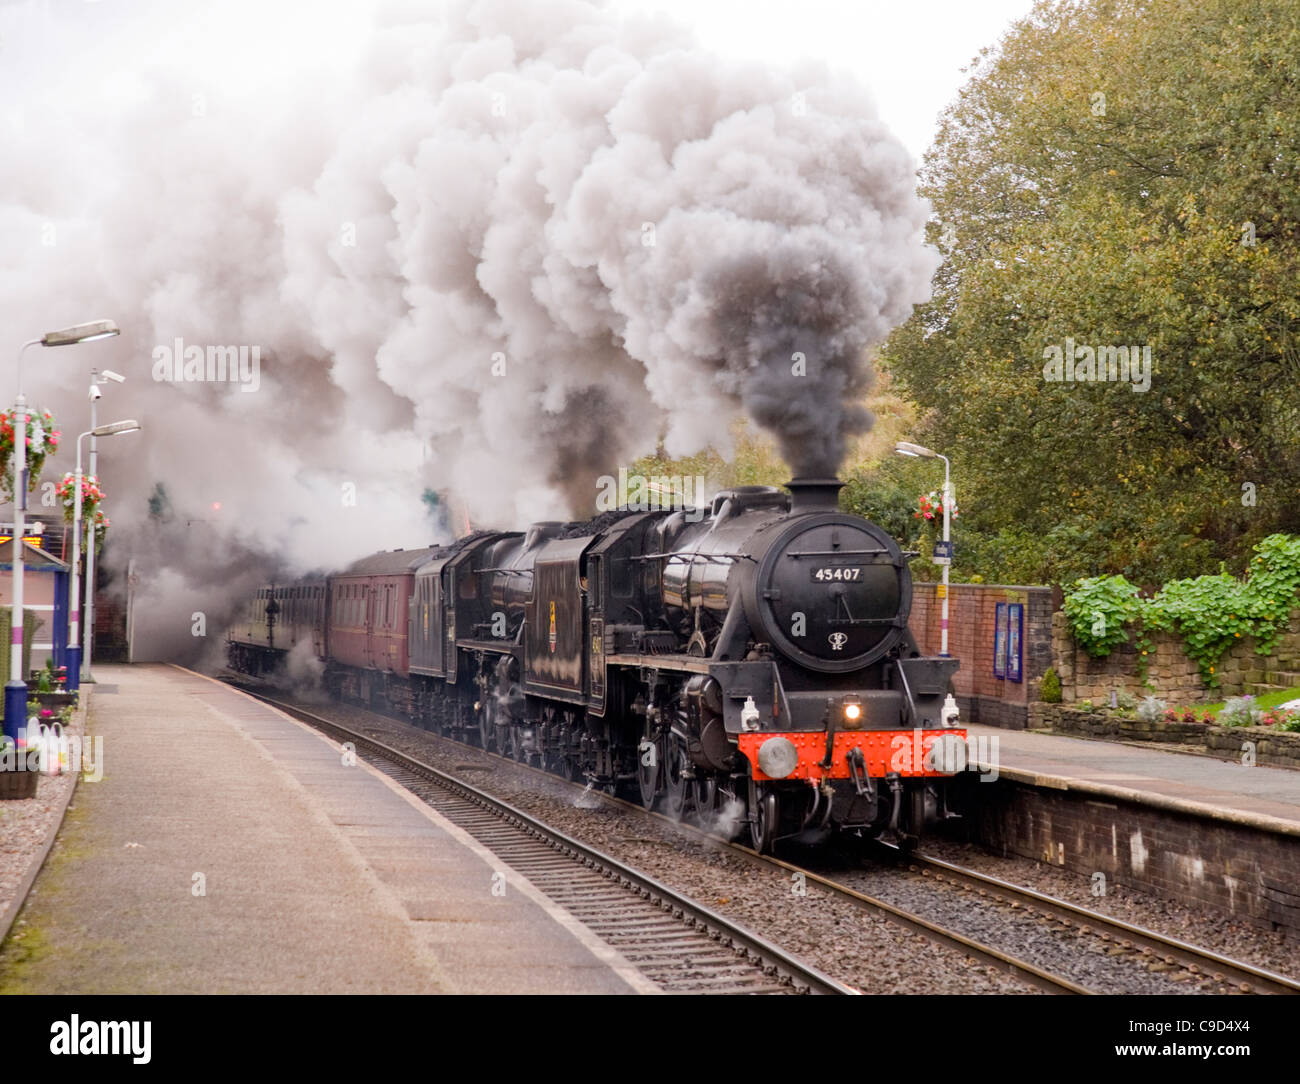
left=227, top=478, right=968, bottom=852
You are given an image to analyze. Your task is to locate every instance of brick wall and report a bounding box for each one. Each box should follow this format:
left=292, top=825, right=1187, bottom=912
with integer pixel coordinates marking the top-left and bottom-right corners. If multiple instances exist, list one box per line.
left=909, top=583, right=1053, bottom=729
left=952, top=776, right=1300, bottom=935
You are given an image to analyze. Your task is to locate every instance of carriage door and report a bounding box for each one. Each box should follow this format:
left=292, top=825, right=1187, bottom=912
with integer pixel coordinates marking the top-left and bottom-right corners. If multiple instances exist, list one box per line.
left=365, top=584, right=376, bottom=668
left=587, top=555, right=605, bottom=716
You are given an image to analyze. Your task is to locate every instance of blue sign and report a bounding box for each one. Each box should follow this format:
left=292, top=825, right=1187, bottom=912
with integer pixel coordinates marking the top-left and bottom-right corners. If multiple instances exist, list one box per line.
left=932, top=539, right=953, bottom=565
left=993, top=603, right=1007, bottom=678
left=1007, top=603, right=1023, bottom=683
left=993, top=602, right=1024, bottom=682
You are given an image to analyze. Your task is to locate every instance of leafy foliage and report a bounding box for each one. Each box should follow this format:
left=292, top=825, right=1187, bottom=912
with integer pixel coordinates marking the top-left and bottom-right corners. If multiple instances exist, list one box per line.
left=1039, top=666, right=1062, bottom=702
left=147, top=482, right=174, bottom=523
left=1062, top=574, right=1141, bottom=656
left=883, top=0, right=1300, bottom=584
left=1064, top=533, right=1300, bottom=684
left=1136, top=696, right=1167, bottom=723
left=1216, top=696, right=1262, bottom=728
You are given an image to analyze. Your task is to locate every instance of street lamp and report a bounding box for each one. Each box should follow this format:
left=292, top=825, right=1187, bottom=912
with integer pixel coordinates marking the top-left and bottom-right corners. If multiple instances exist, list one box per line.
left=66, top=421, right=140, bottom=692
left=8, top=320, right=120, bottom=742
left=81, top=368, right=127, bottom=684
left=895, top=440, right=954, bottom=658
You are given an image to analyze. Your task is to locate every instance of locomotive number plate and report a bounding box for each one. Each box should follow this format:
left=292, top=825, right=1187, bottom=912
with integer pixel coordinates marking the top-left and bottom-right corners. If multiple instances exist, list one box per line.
left=811, top=566, right=863, bottom=582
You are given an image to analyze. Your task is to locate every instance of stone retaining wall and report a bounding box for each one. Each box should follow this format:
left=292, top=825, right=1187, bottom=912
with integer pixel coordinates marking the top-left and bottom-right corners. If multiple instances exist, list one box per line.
left=1029, top=703, right=1209, bottom=744
left=1028, top=703, right=1300, bottom=768
left=1204, top=725, right=1300, bottom=770
left=1051, top=607, right=1300, bottom=705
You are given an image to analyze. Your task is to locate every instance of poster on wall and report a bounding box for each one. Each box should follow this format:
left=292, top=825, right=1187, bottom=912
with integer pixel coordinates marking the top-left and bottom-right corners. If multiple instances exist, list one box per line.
left=1007, top=603, right=1023, bottom=683
left=993, top=602, right=1008, bottom=679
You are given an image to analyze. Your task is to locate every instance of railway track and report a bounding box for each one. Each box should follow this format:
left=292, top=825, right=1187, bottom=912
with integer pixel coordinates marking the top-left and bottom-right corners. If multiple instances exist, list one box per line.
left=238, top=686, right=852, bottom=995
left=228, top=677, right=1299, bottom=995
left=895, top=851, right=1300, bottom=996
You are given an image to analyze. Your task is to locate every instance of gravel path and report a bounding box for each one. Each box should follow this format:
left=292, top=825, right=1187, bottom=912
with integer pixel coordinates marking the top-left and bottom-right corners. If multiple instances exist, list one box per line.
left=261, top=688, right=1035, bottom=994
left=0, top=710, right=83, bottom=937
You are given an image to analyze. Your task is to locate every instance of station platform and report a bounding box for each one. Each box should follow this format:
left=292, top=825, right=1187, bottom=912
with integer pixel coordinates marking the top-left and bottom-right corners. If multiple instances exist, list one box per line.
left=0, top=664, right=652, bottom=994
left=967, top=722, right=1300, bottom=836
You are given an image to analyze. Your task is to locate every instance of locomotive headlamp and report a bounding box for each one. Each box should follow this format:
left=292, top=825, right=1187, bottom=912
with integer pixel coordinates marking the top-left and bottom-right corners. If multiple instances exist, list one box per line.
left=757, top=736, right=798, bottom=779
left=842, top=696, right=863, bottom=729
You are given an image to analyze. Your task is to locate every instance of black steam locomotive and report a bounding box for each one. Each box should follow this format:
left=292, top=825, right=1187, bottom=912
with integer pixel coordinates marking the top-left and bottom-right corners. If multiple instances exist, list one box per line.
left=229, top=478, right=968, bottom=852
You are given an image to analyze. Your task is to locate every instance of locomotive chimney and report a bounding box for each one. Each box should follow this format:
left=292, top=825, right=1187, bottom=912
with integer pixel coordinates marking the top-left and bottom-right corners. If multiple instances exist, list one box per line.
left=785, top=477, right=845, bottom=513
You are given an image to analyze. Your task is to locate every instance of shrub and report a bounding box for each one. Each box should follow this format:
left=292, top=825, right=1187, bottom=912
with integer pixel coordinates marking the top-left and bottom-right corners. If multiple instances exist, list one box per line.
left=1180, top=708, right=1198, bottom=723
left=1136, top=696, right=1167, bottom=724
left=1040, top=667, right=1062, bottom=703
left=1062, top=534, right=1300, bottom=687
left=1075, top=698, right=1095, bottom=713
left=1114, top=690, right=1138, bottom=713
left=1216, top=695, right=1262, bottom=728
left=1063, top=575, right=1141, bottom=657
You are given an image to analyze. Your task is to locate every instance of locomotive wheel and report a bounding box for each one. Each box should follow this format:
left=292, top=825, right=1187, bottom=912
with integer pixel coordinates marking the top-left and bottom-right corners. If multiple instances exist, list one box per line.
left=544, top=711, right=580, bottom=780
left=662, top=735, right=690, bottom=820
left=478, top=700, right=496, bottom=752
left=636, top=735, right=662, bottom=810
left=749, top=785, right=779, bottom=854
left=508, top=726, right=526, bottom=763
left=691, top=776, right=717, bottom=823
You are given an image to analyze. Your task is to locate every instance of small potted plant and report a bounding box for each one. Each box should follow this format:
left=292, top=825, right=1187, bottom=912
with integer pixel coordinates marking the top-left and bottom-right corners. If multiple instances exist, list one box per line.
left=0, top=734, right=39, bottom=800
left=31, top=659, right=75, bottom=714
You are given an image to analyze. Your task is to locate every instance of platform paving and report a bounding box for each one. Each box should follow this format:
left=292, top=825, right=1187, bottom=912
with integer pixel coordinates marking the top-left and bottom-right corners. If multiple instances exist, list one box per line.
left=0, top=664, right=650, bottom=994
left=968, top=722, right=1300, bottom=834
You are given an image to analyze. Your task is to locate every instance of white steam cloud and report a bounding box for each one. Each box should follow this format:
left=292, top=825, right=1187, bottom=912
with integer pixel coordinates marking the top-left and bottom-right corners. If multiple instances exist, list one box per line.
left=0, top=0, right=936, bottom=661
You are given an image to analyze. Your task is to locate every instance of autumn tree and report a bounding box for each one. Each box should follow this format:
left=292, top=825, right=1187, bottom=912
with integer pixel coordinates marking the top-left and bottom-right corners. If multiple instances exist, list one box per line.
left=885, top=0, right=1300, bottom=584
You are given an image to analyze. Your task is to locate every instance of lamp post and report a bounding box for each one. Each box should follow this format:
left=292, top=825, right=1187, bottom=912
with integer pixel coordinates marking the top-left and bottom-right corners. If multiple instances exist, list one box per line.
left=81, top=368, right=126, bottom=683
left=67, top=420, right=140, bottom=694
left=896, top=440, right=954, bottom=658
left=7, top=320, right=119, bottom=743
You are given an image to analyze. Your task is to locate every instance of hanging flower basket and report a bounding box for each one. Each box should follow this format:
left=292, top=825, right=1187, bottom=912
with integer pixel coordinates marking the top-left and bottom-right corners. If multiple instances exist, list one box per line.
left=55, top=475, right=110, bottom=554
left=56, top=473, right=104, bottom=524
left=0, top=408, right=60, bottom=501
left=91, top=508, right=110, bottom=553
left=914, top=489, right=959, bottom=522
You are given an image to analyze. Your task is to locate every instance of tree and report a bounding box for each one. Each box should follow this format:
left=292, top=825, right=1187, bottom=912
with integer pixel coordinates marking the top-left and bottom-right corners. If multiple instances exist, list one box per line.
left=884, top=0, right=1300, bottom=585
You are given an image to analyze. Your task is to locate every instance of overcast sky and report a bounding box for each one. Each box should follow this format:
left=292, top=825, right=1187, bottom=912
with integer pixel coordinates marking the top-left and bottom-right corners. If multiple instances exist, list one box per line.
left=2, top=0, right=1038, bottom=163
left=617, top=0, right=1038, bottom=159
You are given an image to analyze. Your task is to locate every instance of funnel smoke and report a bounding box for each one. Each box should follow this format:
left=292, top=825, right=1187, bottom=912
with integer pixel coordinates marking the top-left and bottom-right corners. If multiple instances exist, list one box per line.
left=0, top=0, right=935, bottom=658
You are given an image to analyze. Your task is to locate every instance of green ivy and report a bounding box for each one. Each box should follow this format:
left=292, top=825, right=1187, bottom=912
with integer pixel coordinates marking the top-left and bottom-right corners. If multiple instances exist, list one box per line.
left=1062, top=575, right=1141, bottom=657
left=1063, top=534, right=1300, bottom=687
